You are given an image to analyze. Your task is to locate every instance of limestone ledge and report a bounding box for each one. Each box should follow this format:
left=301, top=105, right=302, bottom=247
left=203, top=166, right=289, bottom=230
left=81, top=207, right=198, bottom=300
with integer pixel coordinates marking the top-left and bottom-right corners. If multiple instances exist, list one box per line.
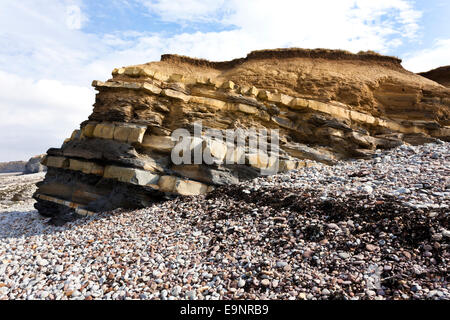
left=42, top=156, right=216, bottom=196
left=44, top=156, right=160, bottom=187
left=35, top=194, right=95, bottom=216
left=73, top=121, right=290, bottom=165
left=65, top=116, right=377, bottom=166
left=159, top=175, right=214, bottom=196
left=79, top=121, right=147, bottom=144
left=70, top=117, right=383, bottom=164
left=92, top=74, right=447, bottom=139
left=73, top=124, right=317, bottom=168
left=43, top=146, right=309, bottom=192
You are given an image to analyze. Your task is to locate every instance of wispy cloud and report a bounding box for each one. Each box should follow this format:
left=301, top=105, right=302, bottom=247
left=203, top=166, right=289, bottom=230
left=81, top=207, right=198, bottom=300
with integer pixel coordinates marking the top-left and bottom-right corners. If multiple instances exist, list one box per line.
left=135, top=0, right=422, bottom=55
left=403, top=38, right=450, bottom=72
left=0, top=0, right=447, bottom=161
left=66, top=4, right=88, bottom=30
left=0, top=70, right=93, bottom=161
left=139, top=0, right=227, bottom=23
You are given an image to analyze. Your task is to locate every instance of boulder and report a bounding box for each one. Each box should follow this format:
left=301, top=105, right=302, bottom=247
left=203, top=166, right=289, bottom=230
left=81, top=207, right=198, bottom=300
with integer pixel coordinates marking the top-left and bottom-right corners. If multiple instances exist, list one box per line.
left=104, top=165, right=159, bottom=186
left=174, top=179, right=209, bottom=196
left=158, top=175, right=178, bottom=192
left=141, top=135, right=175, bottom=152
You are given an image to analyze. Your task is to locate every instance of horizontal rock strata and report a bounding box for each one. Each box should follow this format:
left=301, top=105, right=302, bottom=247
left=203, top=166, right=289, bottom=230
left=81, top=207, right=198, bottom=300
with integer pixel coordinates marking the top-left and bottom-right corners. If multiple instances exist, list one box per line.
left=34, top=48, right=450, bottom=217
left=418, top=65, right=450, bottom=88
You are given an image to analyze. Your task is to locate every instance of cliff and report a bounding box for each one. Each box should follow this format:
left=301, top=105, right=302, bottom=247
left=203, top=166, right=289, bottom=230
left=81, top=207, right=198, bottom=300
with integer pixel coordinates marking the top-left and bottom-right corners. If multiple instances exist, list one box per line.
left=33, top=48, right=450, bottom=219
left=24, top=154, right=47, bottom=174
left=419, top=66, right=450, bottom=88
left=0, top=161, right=26, bottom=174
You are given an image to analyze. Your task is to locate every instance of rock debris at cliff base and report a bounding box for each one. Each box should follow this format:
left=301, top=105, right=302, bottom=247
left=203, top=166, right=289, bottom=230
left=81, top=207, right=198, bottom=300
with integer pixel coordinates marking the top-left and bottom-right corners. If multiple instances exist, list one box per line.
left=0, top=172, right=44, bottom=210
left=0, top=142, right=449, bottom=300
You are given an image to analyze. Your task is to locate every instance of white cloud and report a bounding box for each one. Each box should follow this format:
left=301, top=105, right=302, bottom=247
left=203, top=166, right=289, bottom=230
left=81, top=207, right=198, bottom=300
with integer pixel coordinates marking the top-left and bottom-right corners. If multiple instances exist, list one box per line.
left=403, top=39, right=450, bottom=72
left=66, top=5, right=87, bottom=30
left=0, top=1, right=99, bottom=83
left=140, top=0, right=226, bottom=23
left=0, top=0, right=433, bottom=161
left=0, top=70, right=94, bottom=161
left=0, top=0, right=425, bottom=79
left=133, top=0, right=421, bottom=59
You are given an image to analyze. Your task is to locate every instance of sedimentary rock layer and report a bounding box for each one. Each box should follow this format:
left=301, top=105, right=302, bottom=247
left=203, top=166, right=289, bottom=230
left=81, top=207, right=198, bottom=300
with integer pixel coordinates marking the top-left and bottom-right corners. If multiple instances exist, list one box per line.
left=34, top=48, right=450, bottom=217
left=419, top=66, right=450, bottom=88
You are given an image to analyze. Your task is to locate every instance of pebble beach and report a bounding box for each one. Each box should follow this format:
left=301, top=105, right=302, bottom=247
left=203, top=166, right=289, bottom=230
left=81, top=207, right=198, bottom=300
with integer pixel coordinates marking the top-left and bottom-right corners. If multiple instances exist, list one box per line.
left=0, top=143, right=448, bottom=300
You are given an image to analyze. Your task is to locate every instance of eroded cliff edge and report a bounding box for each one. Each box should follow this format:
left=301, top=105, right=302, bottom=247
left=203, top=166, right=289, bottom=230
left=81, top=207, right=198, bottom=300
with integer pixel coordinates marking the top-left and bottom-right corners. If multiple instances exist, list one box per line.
left=419, top=66, right=450, bottom=88
left=33, top=48, right=450, bottom=219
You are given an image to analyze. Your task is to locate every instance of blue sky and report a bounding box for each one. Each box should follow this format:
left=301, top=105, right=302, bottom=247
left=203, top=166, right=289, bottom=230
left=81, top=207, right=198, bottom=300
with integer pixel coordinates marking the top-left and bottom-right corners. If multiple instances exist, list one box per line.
left=0, top=0, right=449, bottom=162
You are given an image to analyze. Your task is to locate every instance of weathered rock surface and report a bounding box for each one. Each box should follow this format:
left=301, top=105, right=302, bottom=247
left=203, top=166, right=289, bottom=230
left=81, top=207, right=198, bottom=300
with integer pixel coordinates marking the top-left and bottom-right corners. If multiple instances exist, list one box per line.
left=33, top=48, right=450, bottom=218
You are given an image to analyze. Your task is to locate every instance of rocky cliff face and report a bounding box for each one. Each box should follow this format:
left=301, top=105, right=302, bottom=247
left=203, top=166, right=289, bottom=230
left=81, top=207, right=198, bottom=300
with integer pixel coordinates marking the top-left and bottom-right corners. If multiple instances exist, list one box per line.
left=419, top=66, right=450, bottom=88
left=0, top=155, right=46, bottom=175
left=24, top=154, right=47, bottom=174
left=0, top=161, right=26, bottom=174
left=34, top=48, right=450, bottom=218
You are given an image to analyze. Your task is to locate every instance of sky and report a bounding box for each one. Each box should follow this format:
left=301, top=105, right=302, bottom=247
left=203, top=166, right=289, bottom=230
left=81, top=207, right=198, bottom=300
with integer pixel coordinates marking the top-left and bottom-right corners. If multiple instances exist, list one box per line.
left=0, top=0, right=449, bottom=162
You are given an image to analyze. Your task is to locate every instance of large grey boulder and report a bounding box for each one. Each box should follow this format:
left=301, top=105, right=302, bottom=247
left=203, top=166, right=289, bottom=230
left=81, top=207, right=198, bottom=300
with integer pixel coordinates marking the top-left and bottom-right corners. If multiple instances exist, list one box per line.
left=24, top=154, right=47, bottom=174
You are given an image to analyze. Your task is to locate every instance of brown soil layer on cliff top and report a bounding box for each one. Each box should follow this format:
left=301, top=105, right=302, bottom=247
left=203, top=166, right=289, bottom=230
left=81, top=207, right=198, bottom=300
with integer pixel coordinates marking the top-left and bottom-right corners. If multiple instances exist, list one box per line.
left=160, top=48, right=403, bottom=70
left=419, top=66, right=450, bottom=88
left=144, top=48, right=444, bottom=91
left=137, top=48, right=450, bottom=120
